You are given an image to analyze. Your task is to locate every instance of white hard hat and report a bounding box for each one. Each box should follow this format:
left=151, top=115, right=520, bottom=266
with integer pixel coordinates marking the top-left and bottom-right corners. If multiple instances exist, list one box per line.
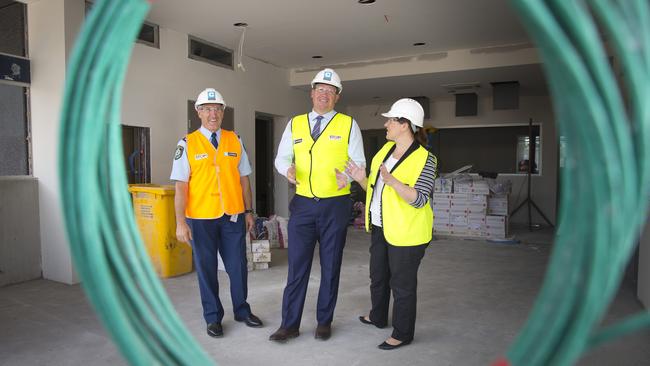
left=311, top=68, right=342, bottom=94
left=381, top=98, right=425, bottom=128
left=195, top=88, right=226, bottom=110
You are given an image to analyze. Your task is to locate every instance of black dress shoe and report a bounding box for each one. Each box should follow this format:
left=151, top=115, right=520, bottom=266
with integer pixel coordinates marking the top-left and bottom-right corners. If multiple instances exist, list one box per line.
left=314, top=324, right=331, bottom=340
left=269, top=327, right=299, bottom=342
left=235, top=313, right=264, bottom=328
left=206, top=322, right=223, bottom=338
left=358, top=315, right=386, bottom=329
left=378, top=339, right=412, bottom=350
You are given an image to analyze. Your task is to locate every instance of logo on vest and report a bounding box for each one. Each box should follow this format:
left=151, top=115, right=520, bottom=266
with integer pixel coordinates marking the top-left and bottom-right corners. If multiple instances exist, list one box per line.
left=329, top=135, right=342, bottom=140
left=225, top=152, right=238, bottom=157
left=294, top=138, right=303, bottom=144
left=194, top=153, right=208, bottom=160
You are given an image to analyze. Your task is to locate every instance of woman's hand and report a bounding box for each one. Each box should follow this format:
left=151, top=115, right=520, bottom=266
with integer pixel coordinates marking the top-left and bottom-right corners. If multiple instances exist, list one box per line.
left=379, top=164, right=398, bottom=187
left=345, top=160, right=366, bottom=184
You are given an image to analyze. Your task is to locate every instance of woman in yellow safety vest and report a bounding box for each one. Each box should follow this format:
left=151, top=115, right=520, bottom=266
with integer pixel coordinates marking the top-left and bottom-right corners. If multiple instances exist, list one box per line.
left=344, top=98, right=437, bottom=350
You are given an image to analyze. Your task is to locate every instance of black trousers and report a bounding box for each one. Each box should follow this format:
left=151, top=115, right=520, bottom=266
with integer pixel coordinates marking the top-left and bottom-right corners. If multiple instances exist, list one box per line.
left=368, top=225, right=427, bottom=342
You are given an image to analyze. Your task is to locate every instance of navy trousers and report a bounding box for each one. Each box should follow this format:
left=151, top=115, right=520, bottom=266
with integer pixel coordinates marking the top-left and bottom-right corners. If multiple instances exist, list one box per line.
left=187, top=215, right=251, bottom=324
left=281, top=194, right=352, bottom=329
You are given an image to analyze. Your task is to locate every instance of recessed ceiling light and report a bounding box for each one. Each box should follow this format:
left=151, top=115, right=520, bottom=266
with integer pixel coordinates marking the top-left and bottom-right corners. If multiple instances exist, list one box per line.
left=312, top=55, right=323, bottom=59
left=413, top=42, right=426, bottom=46
left=358, top=0, right=376, bottom=4
left=233, top=22, right=248, bottom=27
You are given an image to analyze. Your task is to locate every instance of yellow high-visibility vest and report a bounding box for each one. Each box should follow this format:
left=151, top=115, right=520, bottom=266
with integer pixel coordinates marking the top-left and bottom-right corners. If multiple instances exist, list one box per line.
left=365, top=141, right=433, bottom=246
left=292, top=113, right=352, bottom=198
left=185, top=129, right=244, bottom=218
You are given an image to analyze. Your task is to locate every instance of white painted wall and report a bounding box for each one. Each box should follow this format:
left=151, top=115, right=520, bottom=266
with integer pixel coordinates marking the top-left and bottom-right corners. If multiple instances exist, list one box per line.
left=28, top=0, right=81, bottom=284
left=343, top=94, right=558, bottom=225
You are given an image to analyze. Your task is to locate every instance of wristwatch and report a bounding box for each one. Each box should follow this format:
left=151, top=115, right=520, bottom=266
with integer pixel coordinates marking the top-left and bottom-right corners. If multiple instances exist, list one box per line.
left=244, top=209, right=254, bottom=214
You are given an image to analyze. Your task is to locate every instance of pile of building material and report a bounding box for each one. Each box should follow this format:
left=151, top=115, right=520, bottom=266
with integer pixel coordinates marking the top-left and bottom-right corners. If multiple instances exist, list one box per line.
left=250, top=237, right=271, bottom=270
left=219, top=232, right=272, bottom=272
left=432, top=176, right=510, bottom=239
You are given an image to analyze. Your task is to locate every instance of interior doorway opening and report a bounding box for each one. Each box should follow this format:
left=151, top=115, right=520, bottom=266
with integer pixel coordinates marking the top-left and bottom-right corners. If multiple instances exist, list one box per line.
left=255, top=113, right=274, bottom=218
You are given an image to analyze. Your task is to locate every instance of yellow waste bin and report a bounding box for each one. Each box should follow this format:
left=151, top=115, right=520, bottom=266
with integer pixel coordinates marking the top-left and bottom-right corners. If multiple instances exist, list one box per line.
left=128, top=184, right=193, bottom=278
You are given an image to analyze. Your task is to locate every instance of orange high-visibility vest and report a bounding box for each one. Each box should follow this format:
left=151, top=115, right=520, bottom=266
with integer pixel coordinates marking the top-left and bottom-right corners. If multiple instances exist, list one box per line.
left=185, top=129, right=244, bottom=218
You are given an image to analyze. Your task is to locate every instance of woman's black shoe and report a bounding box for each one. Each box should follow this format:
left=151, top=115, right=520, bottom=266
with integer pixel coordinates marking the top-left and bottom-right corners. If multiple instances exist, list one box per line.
left=358, top=315, right=386, bottom=329
left=378, top=339, right=412, bottom=350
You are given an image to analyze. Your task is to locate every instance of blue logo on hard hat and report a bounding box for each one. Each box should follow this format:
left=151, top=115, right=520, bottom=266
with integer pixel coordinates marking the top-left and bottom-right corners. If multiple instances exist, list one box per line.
left=324, top=71, right=332, bottom=81
left=207, top=91, right=216, bottom=100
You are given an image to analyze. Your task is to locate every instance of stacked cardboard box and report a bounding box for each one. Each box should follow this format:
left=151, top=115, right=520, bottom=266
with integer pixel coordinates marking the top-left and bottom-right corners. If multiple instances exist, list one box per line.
left=432, top=177, right=509, bottom=239
left=251, top=239, right=271, bottom=270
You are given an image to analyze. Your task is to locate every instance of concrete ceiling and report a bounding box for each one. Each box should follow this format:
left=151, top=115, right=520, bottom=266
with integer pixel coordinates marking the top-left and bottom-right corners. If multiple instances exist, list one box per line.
left=145, top=0, right=549, bottom=103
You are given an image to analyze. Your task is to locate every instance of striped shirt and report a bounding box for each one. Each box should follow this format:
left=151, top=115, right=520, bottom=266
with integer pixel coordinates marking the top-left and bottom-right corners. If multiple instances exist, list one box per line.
left=410, top=152, right=438, bottom=208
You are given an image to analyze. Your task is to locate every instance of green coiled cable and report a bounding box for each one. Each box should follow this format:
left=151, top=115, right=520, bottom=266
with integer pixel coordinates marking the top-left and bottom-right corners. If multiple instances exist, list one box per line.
left=57, top=0, right=649, bottom=365
left=500, top=0, right=650, bottom=365
left=58, top=0, right=213, bottom=364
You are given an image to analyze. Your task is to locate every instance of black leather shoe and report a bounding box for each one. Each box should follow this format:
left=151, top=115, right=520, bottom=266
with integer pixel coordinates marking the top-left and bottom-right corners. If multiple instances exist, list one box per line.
left=378, top=339, right=412, bottom=350
left=206, top=322, right=223, bottom=338
left=358, top=315, right=386, bottom=329
left=314, top=324, right=331, bottom=340
left=235, top=313, right=264, bottom=328
left=269, top=327, right=300, bottom=342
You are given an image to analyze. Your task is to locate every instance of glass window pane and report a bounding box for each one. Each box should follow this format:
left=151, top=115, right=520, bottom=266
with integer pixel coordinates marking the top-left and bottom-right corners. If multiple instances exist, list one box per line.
left=0, top=1, right=26, bottom=56
left=0, top=83, right=28, bottom=175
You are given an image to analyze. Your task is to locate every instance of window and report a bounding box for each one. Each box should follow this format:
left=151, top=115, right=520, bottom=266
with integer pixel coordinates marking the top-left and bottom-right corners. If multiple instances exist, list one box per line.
left=0, top=84, right=29, bottom=175
left=0, top=1, right=26, bottom=57
left=136, top=21, right=159, bottom=48
left=0, top=1, right=29, bottom=176
left=188, top=35, right=233, bottom=69
left=428, top=124, right=542, bottom=175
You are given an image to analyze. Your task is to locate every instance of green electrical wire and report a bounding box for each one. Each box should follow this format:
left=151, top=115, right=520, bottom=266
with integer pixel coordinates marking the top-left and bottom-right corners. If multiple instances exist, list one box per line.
left=497, top=0, right=650, bottom=365
left=58, top=0, right=213, bottom=364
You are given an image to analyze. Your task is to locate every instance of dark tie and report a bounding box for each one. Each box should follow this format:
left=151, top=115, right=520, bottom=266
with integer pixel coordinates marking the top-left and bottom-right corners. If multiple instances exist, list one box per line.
left=210, top=132, right=218, bottom=150
left=312, top=115, right=323, bottom=140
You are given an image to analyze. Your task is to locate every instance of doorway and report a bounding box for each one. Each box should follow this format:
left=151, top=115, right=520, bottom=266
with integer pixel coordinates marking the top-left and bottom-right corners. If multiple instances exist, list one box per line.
left=255, top=114, right=274, bottom=218
left=121, top=125, right=150, bottom=184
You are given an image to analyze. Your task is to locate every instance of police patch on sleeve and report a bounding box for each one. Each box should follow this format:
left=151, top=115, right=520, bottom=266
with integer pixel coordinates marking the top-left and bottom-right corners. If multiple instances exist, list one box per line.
left=174, top=145, right=184, bottom=160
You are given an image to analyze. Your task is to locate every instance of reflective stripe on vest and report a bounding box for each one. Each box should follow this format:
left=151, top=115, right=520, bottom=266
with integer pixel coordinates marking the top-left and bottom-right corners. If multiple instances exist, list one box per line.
left=185, top=129, right=244, bottom=218
left=365, top=142, right=433, bottom=246
left=292, top=113, right=352, bottom=198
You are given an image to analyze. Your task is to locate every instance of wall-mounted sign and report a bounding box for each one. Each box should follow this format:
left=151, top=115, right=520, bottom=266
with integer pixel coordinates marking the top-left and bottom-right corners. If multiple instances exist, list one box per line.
left=0, top=53, right=30, bottom=86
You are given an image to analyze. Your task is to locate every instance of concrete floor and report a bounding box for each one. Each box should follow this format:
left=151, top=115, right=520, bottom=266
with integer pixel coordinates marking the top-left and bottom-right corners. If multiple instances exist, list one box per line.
left=1, top=227, right=649, bottom=366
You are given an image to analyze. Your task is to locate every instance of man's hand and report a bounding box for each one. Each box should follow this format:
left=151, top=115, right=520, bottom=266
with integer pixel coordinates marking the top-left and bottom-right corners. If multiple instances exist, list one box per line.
left=334, top=168, right=348, bottom=190
left=379, top=164, right=398, bottom=187
left=176, top=220, right=193, bottom=243
left=245, top=212, right=255, bottom=232
left=287, top=164, right=298, bottom=184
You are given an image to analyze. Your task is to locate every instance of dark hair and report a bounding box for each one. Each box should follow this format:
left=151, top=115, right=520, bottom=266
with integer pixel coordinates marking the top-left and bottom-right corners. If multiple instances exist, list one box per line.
left=395, top=117, right=427, bottom=146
